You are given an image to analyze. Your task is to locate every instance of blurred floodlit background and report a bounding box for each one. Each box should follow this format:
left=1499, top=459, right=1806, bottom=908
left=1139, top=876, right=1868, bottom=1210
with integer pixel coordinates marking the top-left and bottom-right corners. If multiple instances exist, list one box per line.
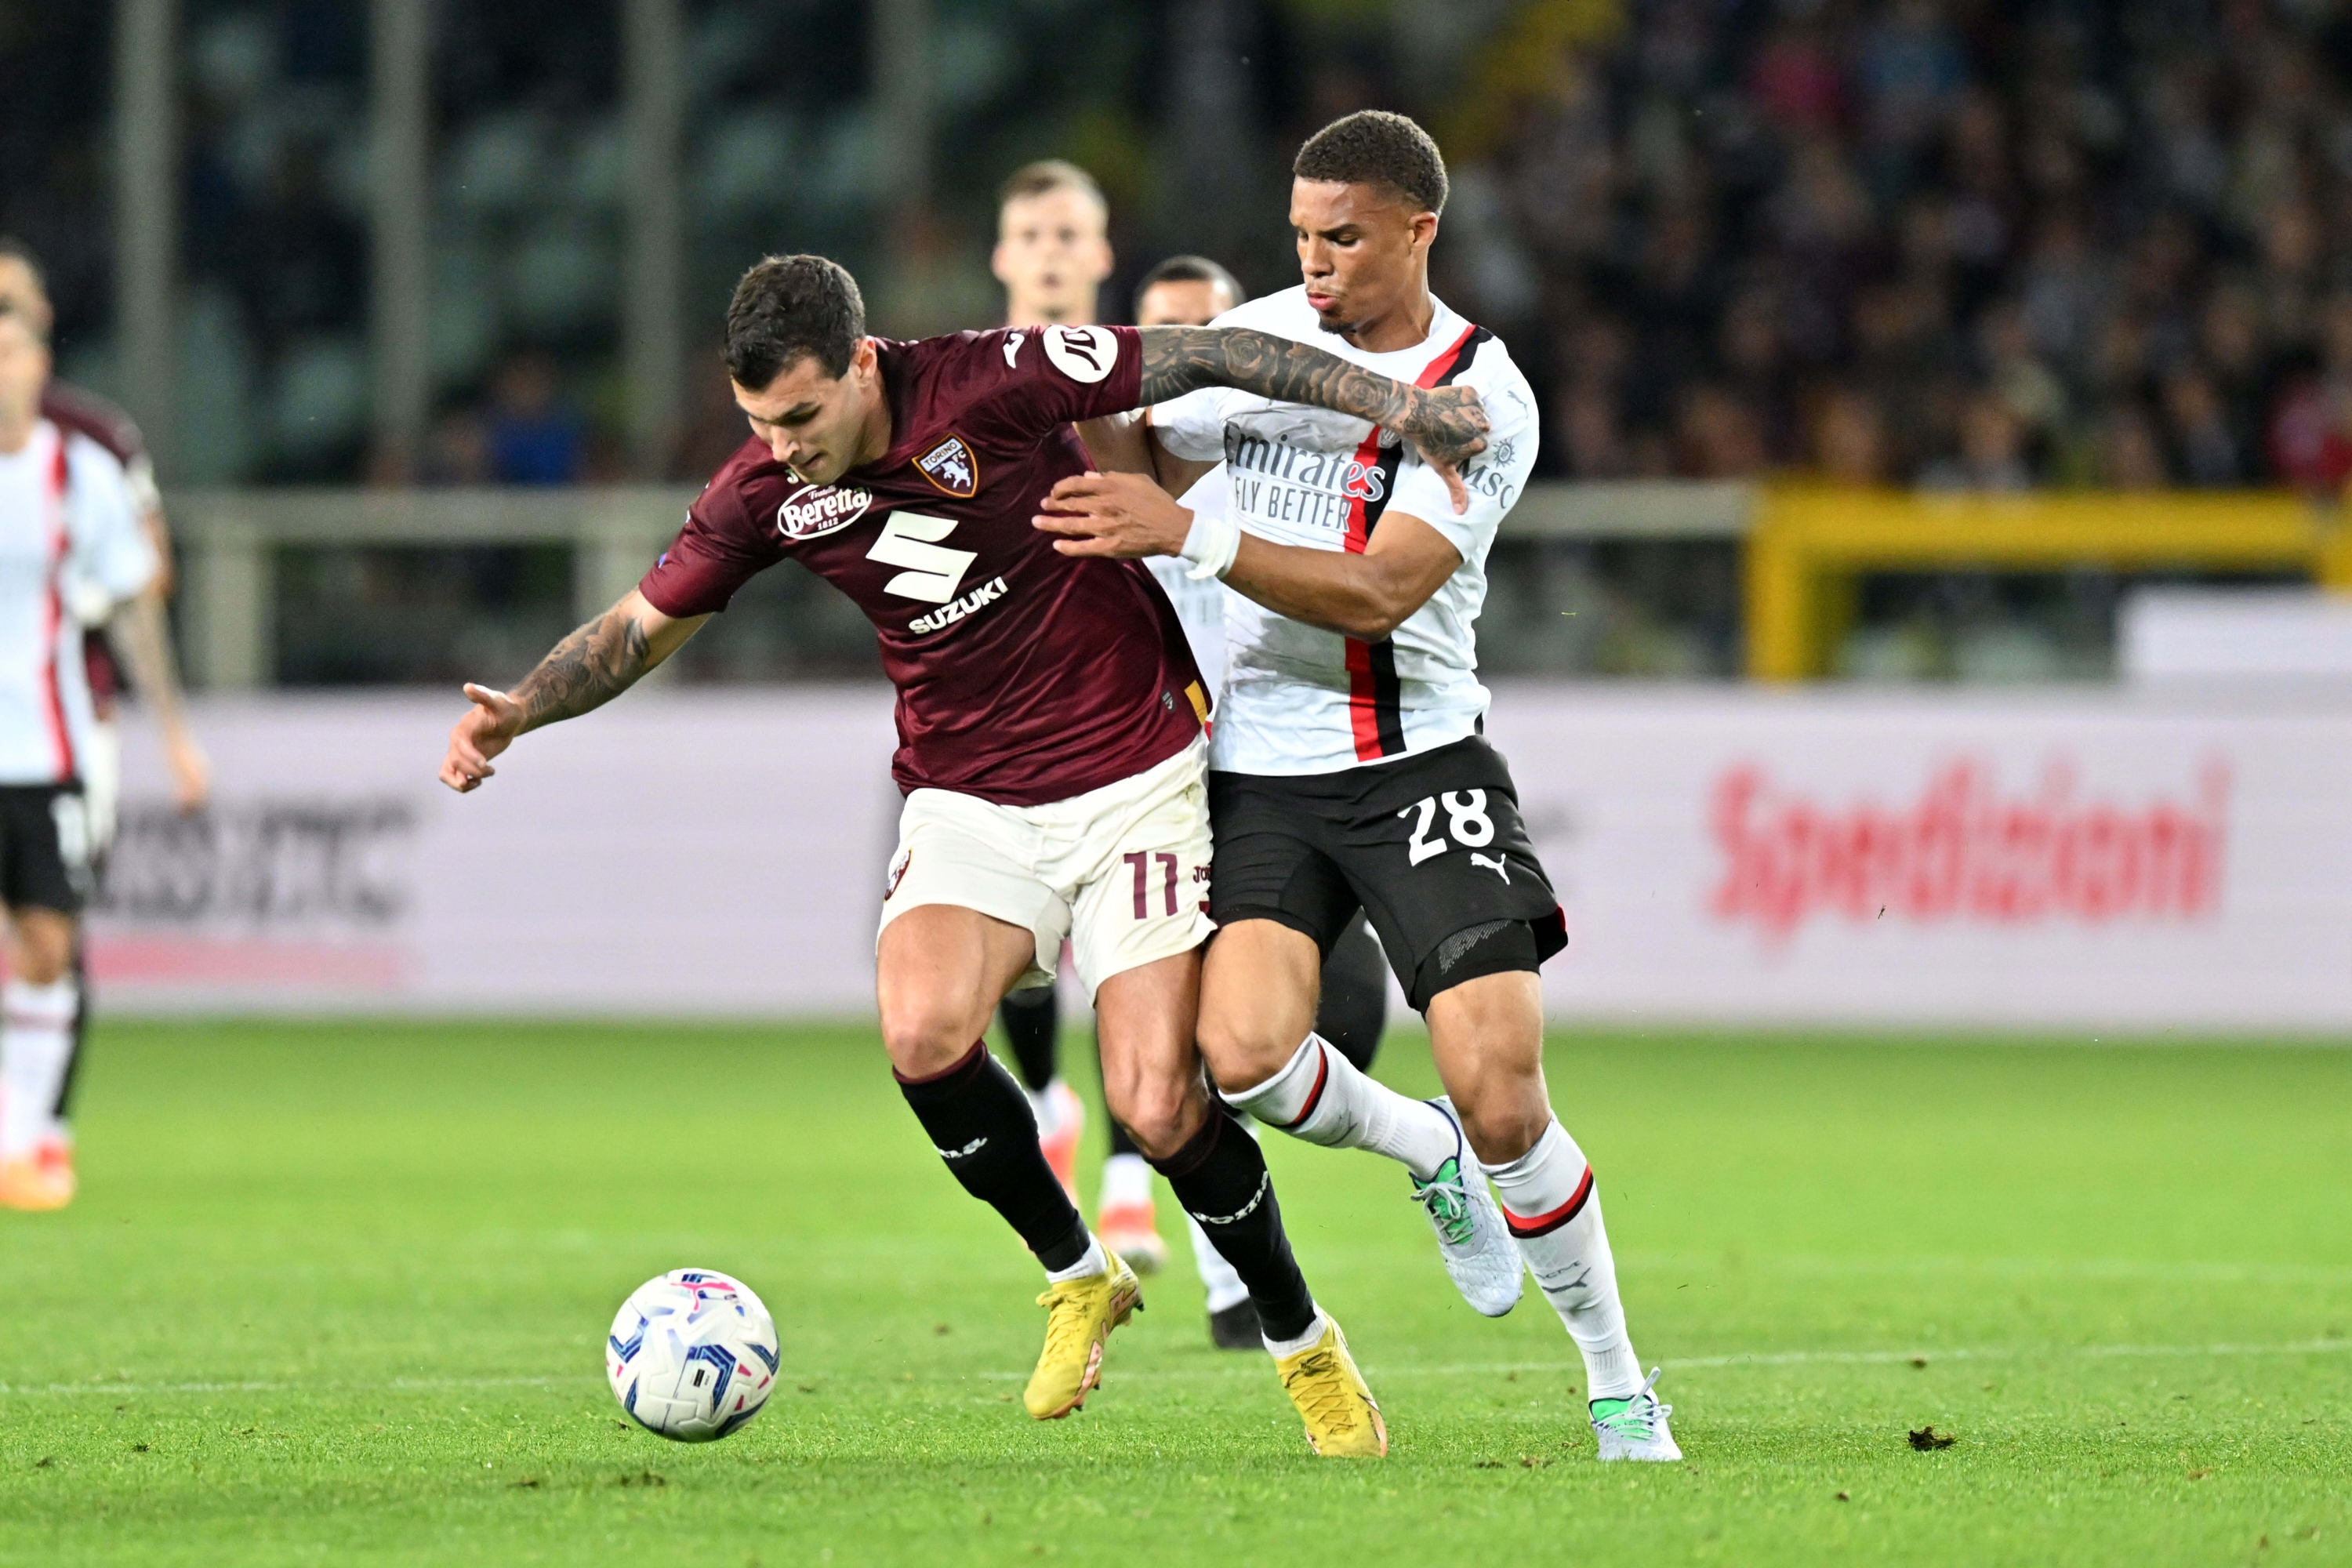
left=21, top=0, right=2352, bottom=690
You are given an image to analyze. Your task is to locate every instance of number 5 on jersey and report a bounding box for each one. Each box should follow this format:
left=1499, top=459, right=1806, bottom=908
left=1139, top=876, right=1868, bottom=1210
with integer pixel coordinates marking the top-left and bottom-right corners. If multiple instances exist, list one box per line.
left=867, top=511, right=976, bottom=603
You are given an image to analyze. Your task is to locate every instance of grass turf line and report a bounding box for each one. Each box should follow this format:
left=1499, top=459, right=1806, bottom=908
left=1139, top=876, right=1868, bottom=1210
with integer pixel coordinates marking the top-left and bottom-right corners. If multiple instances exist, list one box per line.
left=0, top=1020, right=2345, bottom=1566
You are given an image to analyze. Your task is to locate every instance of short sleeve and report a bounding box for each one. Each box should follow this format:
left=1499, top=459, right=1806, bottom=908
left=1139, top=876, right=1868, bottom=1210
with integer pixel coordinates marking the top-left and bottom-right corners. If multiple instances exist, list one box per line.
left=1381, top=361, right=1541, bottom=562
left=956, top=325, right=1145, bottom=445
left=638, top=481, right=779, bottom=617
left=64, top=437, right=157, bottom=604
left=1149, top=387, right=1232, bottom=464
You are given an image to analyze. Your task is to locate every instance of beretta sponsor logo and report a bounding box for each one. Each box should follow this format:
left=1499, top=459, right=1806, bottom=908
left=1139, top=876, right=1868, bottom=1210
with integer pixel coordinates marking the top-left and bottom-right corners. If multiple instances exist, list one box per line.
left=915, top=434, right=979, bottom=499
left=775, top=485, right=873, bottom=540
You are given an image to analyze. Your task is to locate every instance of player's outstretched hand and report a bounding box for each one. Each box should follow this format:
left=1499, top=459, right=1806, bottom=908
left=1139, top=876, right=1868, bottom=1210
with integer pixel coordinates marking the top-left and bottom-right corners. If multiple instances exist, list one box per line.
left=440, top=683, right=526, bottom=793
left=165, top=731, right=211, bottom=814
left=1396, top=383, right=1490, bottom=514
left=1033, top=471, right=1193, bottom=559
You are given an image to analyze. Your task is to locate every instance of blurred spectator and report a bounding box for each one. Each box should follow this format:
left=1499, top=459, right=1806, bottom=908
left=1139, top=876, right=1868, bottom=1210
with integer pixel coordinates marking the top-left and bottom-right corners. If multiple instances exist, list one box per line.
left=421, top=408, right=492, bottom=487
left=484, top=353, right=585, bottom=487
left=1920, top=391, right=2031, bottom=492
left=2094, top=403, right=2172, bottom=490
left=1809, top=387, right=1892, bottom=488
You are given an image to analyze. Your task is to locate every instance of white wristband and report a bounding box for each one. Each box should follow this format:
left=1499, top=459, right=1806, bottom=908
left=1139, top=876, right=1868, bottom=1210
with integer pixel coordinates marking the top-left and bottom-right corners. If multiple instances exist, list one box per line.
left=1178, top=506, right=1240, bottom=581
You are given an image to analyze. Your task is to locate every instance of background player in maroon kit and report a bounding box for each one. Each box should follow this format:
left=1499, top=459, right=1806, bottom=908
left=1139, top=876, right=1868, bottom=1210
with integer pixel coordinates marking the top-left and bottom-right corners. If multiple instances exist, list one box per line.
left=437, top=254, right=1488, bottom=1454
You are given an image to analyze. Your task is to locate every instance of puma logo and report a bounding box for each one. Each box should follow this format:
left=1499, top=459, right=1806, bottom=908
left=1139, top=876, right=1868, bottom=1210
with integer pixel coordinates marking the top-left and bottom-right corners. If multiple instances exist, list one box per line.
left=1471, top=852, right=1512, bottom=884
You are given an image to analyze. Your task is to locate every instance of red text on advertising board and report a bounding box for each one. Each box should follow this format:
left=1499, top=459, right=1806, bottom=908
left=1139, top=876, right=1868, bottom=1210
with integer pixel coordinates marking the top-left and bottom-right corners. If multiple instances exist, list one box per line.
left=1709, top=756, right=2229, bottom=942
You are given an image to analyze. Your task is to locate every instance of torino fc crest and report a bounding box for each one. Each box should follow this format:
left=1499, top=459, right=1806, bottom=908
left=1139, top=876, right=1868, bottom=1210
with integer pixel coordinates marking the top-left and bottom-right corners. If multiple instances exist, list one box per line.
left=915, top=435, right=979, bottom=498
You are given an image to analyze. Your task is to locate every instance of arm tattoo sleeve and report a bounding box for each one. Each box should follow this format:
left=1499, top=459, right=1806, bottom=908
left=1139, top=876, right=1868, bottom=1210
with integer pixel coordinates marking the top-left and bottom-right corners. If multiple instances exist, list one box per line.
left=1134, top=326, right=1486, bottom=462
left=509, top=606, right=654, bottom=731
left=1138, top=326, right=1414, bottom=423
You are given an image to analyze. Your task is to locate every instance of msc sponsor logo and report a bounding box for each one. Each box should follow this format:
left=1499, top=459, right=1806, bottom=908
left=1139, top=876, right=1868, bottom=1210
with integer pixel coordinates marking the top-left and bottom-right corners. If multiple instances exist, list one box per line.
left=775, top=485, right=873, bottom=539
left=915, top=434, right=978, bottom=498
left=908, top=575, right=1010, bottom=634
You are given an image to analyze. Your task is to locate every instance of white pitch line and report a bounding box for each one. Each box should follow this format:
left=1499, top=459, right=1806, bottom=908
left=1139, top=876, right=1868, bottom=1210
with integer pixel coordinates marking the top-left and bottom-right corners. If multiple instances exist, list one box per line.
left=5, top=1339, right=2347, bottom=1399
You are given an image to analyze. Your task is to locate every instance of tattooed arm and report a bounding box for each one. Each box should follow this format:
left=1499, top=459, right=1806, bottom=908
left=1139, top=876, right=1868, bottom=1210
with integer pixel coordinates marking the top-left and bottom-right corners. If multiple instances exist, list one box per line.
left=1134, top=326, right=1490, bottom=508
left=437, top=589, right=707, bottom=793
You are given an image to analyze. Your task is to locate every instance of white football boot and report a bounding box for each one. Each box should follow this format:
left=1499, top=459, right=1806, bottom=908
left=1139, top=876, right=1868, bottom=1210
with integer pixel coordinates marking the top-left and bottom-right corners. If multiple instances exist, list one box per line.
left=1408, top=1096, right=1523, bottom=1317
left=1591, top=1367, right=1682, bottom=1461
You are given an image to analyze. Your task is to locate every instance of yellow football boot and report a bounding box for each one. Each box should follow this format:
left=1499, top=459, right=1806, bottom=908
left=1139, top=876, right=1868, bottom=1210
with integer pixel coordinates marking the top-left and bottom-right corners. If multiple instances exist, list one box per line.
left=1275, top=1316, right=1387, bottom=1457
left=0, top=1141, right=74, bottom=1211
left=1024, top=1250, right=1142, bottom=1419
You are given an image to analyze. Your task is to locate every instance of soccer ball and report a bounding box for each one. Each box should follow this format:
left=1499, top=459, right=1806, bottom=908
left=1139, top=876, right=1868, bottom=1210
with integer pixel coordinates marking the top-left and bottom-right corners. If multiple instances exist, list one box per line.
left=605, top=1269, right=780, bottom=1442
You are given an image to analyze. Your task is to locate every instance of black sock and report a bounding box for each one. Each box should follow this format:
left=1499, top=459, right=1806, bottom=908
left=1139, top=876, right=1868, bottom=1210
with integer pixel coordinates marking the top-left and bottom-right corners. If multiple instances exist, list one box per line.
left=995, top=985, right=1060, bottom=1094
left=1316, top=917, right=1389, bottom=1073
left=897, top=1043, right=1088, bottom=1272
left=1151, top=1105, right=1317, bottom=1342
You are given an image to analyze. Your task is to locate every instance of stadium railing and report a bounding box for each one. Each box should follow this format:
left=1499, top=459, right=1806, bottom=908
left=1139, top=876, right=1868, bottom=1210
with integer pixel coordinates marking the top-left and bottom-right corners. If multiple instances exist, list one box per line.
left=1744, top=487, right=2352, bottom=680
left=165, top=482, right=2352, bottom=687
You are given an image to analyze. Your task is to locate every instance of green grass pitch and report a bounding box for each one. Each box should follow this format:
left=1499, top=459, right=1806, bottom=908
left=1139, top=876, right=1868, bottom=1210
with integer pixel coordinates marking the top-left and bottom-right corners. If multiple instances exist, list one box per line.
left=2, top=1020, right=2347, bottom=1566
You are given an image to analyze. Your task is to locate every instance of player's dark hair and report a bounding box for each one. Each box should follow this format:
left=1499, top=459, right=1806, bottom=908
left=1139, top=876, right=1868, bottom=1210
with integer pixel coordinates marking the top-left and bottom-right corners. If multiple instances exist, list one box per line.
left=724, top=254, right=865, bottom=388
left=1134, top=255, right=1244, bottom=318
left=1293, top=110, right=1449, bottom=216
left=998, top=159, right=1105, bottom=213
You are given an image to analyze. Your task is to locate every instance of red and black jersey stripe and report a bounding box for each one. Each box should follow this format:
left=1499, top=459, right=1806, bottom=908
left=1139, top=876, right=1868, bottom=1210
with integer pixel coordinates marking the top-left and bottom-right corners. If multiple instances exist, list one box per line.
left=1340, top=322, right=1491, bottom=764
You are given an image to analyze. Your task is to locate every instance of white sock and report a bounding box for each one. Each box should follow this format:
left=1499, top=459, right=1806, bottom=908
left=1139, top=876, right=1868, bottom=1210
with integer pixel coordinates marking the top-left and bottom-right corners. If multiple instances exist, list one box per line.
left=1098, top=1152, right=1152, bottom=1210
left=1188, top=1214, right=1250, bottom=1313
left=0, top=978, right=78, bottom=1156
left=1219, top=1033, right=1456, bottom=1181
left=1045, top=1232, right=1107, bottom=1284
left=1486, top=1120, right=1643, bottom=1400
left=1026, top=1079, right=1068, bottom=1137
left=1261, top=1303, right=1329, bottom=1359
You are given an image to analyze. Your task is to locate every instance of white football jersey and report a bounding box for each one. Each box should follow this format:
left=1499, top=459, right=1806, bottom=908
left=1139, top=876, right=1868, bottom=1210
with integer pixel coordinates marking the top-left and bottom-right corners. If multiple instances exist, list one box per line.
left=1142, top=465, right=1236, bottom=696
left=0, top=421, right=156, bottom=785
left=1152, top=287, right=1538, bottom=775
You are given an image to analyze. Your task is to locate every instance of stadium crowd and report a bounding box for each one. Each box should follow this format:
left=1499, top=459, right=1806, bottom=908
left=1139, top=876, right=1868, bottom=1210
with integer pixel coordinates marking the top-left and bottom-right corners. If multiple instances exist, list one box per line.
left=1432, top=0, right=2352, bottom=492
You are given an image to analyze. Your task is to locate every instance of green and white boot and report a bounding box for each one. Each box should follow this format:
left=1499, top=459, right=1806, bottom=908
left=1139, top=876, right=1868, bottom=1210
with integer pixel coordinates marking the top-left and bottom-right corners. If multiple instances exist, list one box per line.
left=1409, top=1098, right=1523, bottom=1317
left=1591, top=1367, right=1681, bottom=1461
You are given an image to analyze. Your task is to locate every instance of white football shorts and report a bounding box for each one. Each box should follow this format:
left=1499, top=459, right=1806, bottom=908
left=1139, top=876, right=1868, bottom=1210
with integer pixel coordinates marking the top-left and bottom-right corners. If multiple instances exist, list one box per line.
left=877, top=735, right=1214, bottom=1000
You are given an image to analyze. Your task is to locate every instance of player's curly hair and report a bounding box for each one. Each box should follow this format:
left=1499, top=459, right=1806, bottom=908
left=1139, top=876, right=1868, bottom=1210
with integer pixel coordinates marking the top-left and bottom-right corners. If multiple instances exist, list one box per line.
left=725, top=254, right=865, bottom=388
left=1292, top=111, right=1449, bottom=216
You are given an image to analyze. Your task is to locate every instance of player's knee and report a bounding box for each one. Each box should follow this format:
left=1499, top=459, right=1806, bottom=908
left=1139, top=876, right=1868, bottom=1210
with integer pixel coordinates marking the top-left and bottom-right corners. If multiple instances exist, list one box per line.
left=1195, top=1010, right=1298, bottom=1098
left=8, top=918, right=73, bottom=986
left=877, top=996, right=981, bottom=1080
left=1452, top=1082, right=1548, bottom=1167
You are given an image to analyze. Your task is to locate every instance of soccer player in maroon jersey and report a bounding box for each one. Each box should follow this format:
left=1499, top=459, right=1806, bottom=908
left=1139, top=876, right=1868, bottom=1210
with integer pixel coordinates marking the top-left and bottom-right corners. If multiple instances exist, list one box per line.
left=438, top=253, right=1486, bottom=1455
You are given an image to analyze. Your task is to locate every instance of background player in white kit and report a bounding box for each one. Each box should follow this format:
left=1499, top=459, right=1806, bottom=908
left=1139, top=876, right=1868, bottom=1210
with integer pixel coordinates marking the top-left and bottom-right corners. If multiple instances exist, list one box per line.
left=0, top=298, right=172, bottom=1210
left=1037, top=111, right=1680, bottom=1461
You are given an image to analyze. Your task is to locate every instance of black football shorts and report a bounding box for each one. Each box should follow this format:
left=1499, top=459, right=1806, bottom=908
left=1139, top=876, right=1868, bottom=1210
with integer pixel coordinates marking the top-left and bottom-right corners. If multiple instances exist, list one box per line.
left=1207, top=736, right=1566, bottom=1011
left=0, top=783, right=91, bottom=916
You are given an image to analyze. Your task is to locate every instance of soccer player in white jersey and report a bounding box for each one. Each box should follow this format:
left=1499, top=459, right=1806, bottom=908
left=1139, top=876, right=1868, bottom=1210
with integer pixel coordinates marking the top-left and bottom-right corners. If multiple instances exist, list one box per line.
left=1036, top=111, right=1680, bottom=1461
left=0, top=299, right=172, bottom=1210
left=1132, top=252, right=1396, bottom=1349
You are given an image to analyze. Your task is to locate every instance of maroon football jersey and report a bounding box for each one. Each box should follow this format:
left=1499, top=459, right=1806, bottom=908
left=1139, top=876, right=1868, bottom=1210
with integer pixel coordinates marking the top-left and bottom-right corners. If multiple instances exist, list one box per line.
left=640, top=325, right=1206, bottom=806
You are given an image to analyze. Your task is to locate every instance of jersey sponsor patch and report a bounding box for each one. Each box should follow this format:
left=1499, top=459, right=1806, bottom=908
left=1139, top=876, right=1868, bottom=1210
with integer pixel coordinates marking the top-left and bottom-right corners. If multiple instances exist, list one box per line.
left=775, top=484, right=873, bottom=540
left=1044, top=325, right=1118, bottom=384
left=914, top=434, right=979, bottom=498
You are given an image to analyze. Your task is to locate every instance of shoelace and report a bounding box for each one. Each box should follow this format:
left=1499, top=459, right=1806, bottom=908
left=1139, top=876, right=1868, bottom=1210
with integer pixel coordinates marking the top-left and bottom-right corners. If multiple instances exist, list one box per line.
left=1593, top=1367, right=1673, bottom=1440
left=1410, top=1163, right=1479, bottom=1247
left=1281, top=1349, right=1361, bottom=1432
left=1033, top=1279, right=1103, bottom=1363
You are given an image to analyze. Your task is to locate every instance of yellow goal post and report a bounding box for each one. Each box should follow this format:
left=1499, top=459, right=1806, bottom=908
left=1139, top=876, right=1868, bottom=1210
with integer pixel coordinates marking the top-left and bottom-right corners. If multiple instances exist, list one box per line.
left=1744, top=486, right=2352, bottom=681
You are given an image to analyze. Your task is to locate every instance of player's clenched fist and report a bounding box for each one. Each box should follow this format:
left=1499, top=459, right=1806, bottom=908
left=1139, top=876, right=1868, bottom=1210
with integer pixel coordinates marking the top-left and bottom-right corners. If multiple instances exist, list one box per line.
left=440, top=683, right=526, bottom=793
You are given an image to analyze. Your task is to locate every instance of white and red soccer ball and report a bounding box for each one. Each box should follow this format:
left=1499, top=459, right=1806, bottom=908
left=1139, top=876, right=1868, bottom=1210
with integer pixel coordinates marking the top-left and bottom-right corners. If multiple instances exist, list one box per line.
left=605, top=1269, right=779, bottom=1441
